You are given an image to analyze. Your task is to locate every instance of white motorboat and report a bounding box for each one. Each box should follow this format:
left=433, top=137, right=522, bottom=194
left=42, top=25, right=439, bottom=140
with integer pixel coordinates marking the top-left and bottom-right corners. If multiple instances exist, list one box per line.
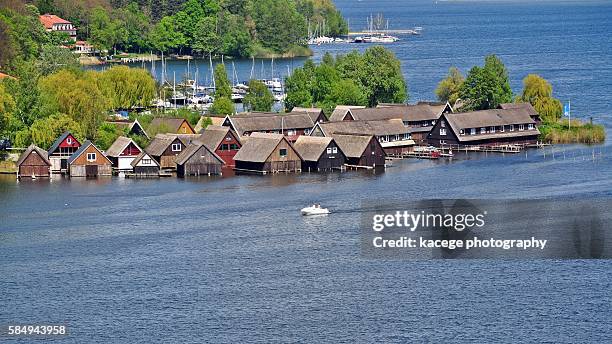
left=301, top=204, right=330, bottom=216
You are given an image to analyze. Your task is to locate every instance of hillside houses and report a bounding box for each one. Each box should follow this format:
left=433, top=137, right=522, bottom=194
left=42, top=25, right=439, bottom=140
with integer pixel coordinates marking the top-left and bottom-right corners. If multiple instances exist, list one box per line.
left=39, top=14, right=77, bottom=41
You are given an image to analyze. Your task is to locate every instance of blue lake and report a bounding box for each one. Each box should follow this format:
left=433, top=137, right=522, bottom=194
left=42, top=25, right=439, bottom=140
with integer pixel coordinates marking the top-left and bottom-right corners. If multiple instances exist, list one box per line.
left=2, top=1, right=612, bottom=342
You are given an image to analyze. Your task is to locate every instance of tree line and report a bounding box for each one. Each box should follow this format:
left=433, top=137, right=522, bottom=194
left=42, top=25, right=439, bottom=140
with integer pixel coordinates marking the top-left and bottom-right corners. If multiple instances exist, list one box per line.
left=28, top=0, right=348, bottom=57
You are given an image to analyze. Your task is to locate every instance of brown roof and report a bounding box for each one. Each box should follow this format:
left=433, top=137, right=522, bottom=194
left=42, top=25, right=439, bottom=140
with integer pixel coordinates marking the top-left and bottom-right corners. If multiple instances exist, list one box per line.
left=292, top=136, right=333, bottom=162
left=227, top=112, right=315, bottom=135
left=329, top=105, right=366, bottom=121
left=174, top=143, right=223, bottom=165
left=197, top=125, right=239, bottom=151
left=145, top=134, right=201, bottom=156
left=234, top=133, right=293, bottom=163
left=291, top=107, right=324, bottom=122
left=347, top=104, right=441, bottom=122
left=105, top=136, right=140, bottom=157
left=106, top=119, right=149, bottom=138
left=17, top=145, right=51, bottom=166
left=499, top=102, right=539, bottom=116
left=149, top=118, right=193, bottom=133
left=317, top=119, right=409, bottom=137
left=443, top=109, right=540, bottom=142
left=331, top=134, right=374, bottom=158
left=67, top=141, right=112, bottom=165
left=39, top=14, right=71, bottom=29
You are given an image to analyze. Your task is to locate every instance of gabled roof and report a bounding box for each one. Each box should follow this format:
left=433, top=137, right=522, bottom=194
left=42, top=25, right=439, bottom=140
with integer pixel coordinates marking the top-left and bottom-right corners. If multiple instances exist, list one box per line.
left=149, top=118, right=194, bottom=134
left=329, top=105, right=366, bottom=121
left=39, top=14, right=71, bottom=29
left=332, top=134, right=375, bottom=159
left=131, top=152, right=160, bottom=168
left=316, top=119, right=410, bottom=137
left=174, top=143, right=224, bottom=166
left=197, top=125, right=240, bottom=152
left=293, top=136, right=334, bottom=162
left=234, top=133, right=298, bottom=163
left=291, top=107, right=325, bottom=122
left=105, top=136, right=141, bottom=157
left=441, top=109, right=540, bottom=142
left=67, top=141, right=111, bottom=165
left=106, top=119, right=149, bottom=138
left=17, top=145, right=51, bottom=166
left=347, top=104, right=441, bottom=122
left=226, top=112, right=315, bottom=135
left=48, top=131, right=80, bottom=154
left=498, top=102, right=538, bottom=117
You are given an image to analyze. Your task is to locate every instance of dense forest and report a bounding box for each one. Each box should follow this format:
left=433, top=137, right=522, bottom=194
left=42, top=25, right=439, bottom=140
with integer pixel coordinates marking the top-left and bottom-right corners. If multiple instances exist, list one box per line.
left=25, top=0, right=348, bottom=57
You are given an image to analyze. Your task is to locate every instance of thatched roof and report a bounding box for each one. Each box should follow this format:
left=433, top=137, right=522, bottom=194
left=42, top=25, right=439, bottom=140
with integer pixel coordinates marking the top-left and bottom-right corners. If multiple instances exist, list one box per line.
left=291, top=107, right=324, bottom=122
left=233, top=132, right=289, bottom=163
left=149, top=118, right=194, bottom=133
left=347, top=104, right=441, bottom=122
left=227, top=112, right=315, bottom=135
left=174, top=143, right=223, bottom=165
left=498, top=102, right=539, bottom=117
left=317, top=119, right=409, bottom=137
left=329, top=105, right=366, bottom=121
left=17, top=144, right=50, bottom=166
left=443, top=108, right=540, bottom=142
left=292, top=136, right=333, bottom=162
left=197, top=125, right=239, bottom=151
left=105, top=136, right=141, bottom=157
left=331, top=134, right=374, bottom=158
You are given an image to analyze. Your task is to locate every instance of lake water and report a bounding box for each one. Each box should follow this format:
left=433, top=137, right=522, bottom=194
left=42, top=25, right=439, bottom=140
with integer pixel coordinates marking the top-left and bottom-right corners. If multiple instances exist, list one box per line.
left=2, top=1, right=612, bottom=342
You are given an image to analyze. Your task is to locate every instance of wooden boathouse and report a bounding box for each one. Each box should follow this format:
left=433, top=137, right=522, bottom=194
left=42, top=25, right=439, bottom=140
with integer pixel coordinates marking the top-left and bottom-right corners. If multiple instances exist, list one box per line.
left=234, top=133, right=302, bottom=174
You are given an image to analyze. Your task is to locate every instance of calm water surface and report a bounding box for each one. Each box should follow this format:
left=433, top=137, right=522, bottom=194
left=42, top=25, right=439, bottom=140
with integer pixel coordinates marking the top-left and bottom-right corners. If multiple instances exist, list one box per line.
left=3, top=1, right=612, bottom=342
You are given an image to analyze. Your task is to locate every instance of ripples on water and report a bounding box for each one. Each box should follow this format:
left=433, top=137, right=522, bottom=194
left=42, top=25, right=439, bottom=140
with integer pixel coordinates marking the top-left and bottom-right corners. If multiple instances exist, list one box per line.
left=2, top=1, right=612, bottom=342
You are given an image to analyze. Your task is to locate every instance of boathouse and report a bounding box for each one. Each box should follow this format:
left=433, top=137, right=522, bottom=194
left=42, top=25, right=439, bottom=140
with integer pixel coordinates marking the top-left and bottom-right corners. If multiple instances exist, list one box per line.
left=332, top=134, right=386, bottom=168
left=310, top=119, right=415, bottom=156
left=234, top=133, right=302, bottom=173
left=145, top=134, right=198, bottom=170
left=293, top=136, right=346, bottom=172
left=149, top=118, right=195, bottom=135
left=48, top=131, right=81, bottom=173
left=105, top=136, right=142, bottom=172
left=16, top=145, right=51, bottom=179
left=105, top=119, right=149, bottom=138
left=67, top=141, right=112, bottom=178
left=198, top=125, right=242, bottom=167
left=222, top=112, right=316, bottom=141
left=130, top=152, right=160, bottom=177
left=175, top=143, right=224, bottom=177
left=427, top=108, right=540, bottom=148
left=329, top=105, right=366, bottom=121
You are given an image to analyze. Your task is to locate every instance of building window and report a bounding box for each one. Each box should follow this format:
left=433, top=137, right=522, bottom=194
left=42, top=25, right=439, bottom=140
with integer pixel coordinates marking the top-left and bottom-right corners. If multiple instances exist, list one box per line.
left=519, top=124, right=525, bottom=131
left=66, top=137, right=72, bottom=145
left=332, top=147, right=338, bottom=154
left=327, top=148, right=332, bottom=154
left=440, top=128, right=447, bottom=136
left=500, top=125, right=505, bottom=132
left=481, top=127, right=487, bottom=134
left=440, top=140, right=447, bottom=145
left=287, top=129, right=296, bottom=136
left=221, top=144, right=229, bottom=151
left=230, top=144, right=239, bottom=150
left=471, top=128, right=476, bottom=135
left=87, top=152, right=96, bottom=161
left=490, top=126, right=496, bottom=134
left=172, top=143, right=182, bottom=152
left=441, top=121, right=446, bottom=128
left=279, top=148, right=287, bottom=157
left=404, top=133, right=410, bottom=140
left=459, top=129, right=465, bottom=135
left=225, top=136, right=232, bottom=141
left=142, top=158, right=152, bottom=165
left=304, top=129, right=311, bottom=135
left=403, top=121, right=409, bottom=126
left=509, top=124, right=515, bottom=131
left=528, top=123, right=534, bottom=130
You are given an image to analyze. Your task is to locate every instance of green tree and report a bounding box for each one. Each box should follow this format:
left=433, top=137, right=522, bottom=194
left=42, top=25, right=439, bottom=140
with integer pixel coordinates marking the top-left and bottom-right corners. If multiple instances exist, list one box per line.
left=97, top=66, right=156, bottom=109
left=326, top=79, right=367, bottom=107
left=285, top=67, right=314, bottom=110
left=0, top=82, right=16, bottom=136
left=359, top=46, right=407, bottom=106
left=243, top=79, right=273, bottom=112
left=435, top=67, right=464, bottom=105
left=38, top=44, right=80, bottom=76
left=193, top=16, right=220, bottom=54
left=518, top=74, right=553, bottom=105
left=148, top=16, right=186, bottom=53
left=89, top=7, right=128, bottom=54
left=95, top=122, right=122, bottom=151
left=173, top=0, right=205, bottom=47
left=460, top=55, right=513, bottom=110
left=210, top=97, right=234, bottom=115
left=250, top=0, right=306, bottom=53
left=116, top=3, right=151, bottom=52
left=213, top=64, right=232, bottom=98
left=23, top=113, right=84, bottom=149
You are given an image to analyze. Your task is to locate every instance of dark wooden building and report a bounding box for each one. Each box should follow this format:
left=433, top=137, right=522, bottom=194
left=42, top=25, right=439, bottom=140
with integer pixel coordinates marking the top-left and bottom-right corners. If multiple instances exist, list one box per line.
left=293, top=136, right=346, bottom=172
left=234, top=133, right=302, bottom=173
left=222, top=112, right=316, bottom=141
left=16, top=145, right=51, bottom=179
left=105, top=119, right=149, bottom=138
left=67, top=141, right=112, bottom=178
left=130, top=152, right=160, bottom=177
left=198, top=125, right=242, bottom=167
left=332, top=134, right=386, bottom=168
left=145, top=134, right=200, bottom=169
left=427, top=108, right=540, bottom=147
left=149, top=118, right=195, bottom=134
left=175, top=143, right=224, bottom=177
left=311, top=119, right=414, bottom=156
left=48, top=131, right=81, bottom=173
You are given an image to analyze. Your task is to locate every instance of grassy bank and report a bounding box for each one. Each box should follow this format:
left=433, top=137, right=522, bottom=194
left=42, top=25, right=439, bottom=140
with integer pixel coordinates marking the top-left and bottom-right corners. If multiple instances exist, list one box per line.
left=252, top=45, right=313, bottom=58
left=539, top=119, right=606, bottom=144
left=0, top=160, right=16, bottom=174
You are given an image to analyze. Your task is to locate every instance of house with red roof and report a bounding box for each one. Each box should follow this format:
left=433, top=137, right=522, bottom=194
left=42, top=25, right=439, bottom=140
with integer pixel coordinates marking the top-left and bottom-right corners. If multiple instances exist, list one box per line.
left=39, top=14, right=77, bottom=41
